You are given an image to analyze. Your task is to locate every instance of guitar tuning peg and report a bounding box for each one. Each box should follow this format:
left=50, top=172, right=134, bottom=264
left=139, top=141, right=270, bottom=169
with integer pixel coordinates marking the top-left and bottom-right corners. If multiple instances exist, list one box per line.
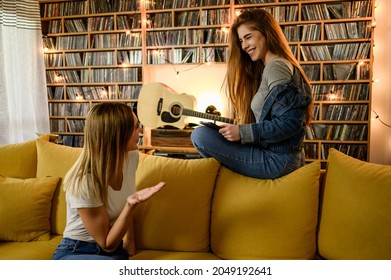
left=205, top=105, right=221, bottom=116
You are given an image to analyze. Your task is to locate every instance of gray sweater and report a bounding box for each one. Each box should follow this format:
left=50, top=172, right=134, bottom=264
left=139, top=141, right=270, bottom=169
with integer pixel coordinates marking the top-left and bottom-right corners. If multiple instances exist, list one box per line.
left=251, top=58, right=293, bottom=122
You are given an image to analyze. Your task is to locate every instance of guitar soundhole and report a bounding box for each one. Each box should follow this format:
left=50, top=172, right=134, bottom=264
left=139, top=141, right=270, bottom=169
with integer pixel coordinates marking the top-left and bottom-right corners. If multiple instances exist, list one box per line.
left=170, top=104, right=182, bottom=117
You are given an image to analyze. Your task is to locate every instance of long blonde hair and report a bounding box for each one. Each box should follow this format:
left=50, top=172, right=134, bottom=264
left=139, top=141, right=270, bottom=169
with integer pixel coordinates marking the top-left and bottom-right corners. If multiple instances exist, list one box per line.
left=64, top=102, right=135, bottom=204
left=225, top=9, right=312, bottom=124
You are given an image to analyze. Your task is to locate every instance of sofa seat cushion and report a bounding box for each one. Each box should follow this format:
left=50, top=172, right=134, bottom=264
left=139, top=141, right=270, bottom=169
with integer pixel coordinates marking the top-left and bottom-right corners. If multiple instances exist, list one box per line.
left=0, top=176, right=60, bottom=242
left=134, top=153, right=221, bottom=253
left=131, top=250, right=221, bottom=260
left=36, top=139, right=82, bottom=236
left=211, top=161, right=320, bottom=260
left=318, top=148, right=391, bottom=260
left=0, top=235, right=63, bottom=260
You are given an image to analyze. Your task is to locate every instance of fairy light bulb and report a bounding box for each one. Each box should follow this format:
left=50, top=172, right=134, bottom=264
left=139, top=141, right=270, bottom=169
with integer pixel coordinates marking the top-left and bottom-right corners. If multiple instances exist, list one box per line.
left=54, top=72, right=63, bottom=82
left=102, top=87, right=108, bottom=97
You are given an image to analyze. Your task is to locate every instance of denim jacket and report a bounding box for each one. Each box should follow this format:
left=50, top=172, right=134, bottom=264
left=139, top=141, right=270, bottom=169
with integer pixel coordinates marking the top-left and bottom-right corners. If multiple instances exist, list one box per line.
left=239, top=67, right=312, bottom=153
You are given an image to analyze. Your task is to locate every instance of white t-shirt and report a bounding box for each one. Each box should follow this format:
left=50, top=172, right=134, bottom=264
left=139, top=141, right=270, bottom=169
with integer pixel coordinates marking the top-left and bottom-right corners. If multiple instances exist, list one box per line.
left=63, top=150, right=139, bottom=242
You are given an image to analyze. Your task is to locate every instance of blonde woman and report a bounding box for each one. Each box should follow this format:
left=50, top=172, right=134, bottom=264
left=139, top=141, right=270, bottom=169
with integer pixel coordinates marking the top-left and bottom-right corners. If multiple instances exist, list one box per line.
left=52, top=102, right=165, bottom=260
left=191, top=9, right=313, bottom=179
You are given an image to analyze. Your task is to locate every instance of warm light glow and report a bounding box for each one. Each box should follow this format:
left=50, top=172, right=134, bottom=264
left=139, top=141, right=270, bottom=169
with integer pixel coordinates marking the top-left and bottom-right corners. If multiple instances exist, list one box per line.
left=54, top=73, right=63, bottom=82
left=221, top=27, right=229, bottom=34
left=144, top=19, right=152, bottom=27
left=196, top=90, right=227, bottom=123
left=43, top=46, right=56, bottom=53
left=102, top=88, right=108, bottom=97
left=75, top=95, right=84, bottom=100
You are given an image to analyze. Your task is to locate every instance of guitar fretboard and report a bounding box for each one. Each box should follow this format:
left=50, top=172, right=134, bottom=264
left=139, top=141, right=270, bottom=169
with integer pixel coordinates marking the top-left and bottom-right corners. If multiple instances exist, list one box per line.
left=182, top=108, right=234, bottom=124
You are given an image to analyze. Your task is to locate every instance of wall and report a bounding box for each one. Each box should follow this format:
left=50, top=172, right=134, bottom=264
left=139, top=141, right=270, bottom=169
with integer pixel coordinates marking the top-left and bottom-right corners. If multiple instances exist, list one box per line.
left=144, top=63, right=228, bottom=126
left=145, top=0, right=391, bottom=165
left=370, top=0, right=391, bottom=164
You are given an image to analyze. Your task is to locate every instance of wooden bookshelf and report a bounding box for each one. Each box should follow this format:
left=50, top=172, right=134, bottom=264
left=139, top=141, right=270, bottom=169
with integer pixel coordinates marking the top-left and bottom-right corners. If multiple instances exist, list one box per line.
left=39, top=0, right=143, bottom=146
left=39, top=0, right=374, bottom=167
left=143, top=1, right=231, bottom=64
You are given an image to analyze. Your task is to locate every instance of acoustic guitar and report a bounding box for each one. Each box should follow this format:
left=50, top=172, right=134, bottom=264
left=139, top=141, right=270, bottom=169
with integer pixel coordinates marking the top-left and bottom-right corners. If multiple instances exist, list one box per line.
left=137, top=82, right=234, bottom=129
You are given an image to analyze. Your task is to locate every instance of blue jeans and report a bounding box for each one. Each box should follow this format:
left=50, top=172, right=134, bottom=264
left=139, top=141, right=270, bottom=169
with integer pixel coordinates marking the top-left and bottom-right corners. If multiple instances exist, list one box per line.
left=191, top=126, right=303, bottom=179
left=52, top=238, right=129, bottom=260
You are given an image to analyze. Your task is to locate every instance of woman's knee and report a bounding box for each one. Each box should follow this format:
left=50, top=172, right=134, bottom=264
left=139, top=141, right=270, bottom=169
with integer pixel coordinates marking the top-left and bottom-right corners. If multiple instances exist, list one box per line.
left=191, top=126, right=208, bottom=145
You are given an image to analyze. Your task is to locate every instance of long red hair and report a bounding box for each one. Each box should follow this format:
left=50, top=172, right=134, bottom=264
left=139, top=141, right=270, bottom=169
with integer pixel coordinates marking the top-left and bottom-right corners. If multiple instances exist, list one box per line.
left=224, top=9, right=313, bottom=125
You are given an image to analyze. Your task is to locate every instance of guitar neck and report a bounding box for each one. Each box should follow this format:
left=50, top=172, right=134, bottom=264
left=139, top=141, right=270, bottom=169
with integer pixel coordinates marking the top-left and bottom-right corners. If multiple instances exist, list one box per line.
left=182, top=108, right=234, bottom=124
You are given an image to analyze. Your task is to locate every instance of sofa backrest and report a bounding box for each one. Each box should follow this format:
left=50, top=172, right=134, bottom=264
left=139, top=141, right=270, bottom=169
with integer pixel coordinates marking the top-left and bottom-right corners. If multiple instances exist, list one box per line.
left=35, top=139, right=82, bottom=235
left=210, top=161, right=321, bottom=260
left=317, top=148, right=391, bottom=260
left=134, top=153, right=221, bottom=252
left=0, top=139, right=39, bottom=179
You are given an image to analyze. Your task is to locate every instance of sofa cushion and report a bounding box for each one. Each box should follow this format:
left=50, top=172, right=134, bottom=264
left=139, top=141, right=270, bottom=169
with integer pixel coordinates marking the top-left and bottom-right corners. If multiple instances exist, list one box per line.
left=0, top=176, right=60, bottom=241
left=211, top=161, right=320, bottom=260
left=134, top=153, right=221, bottom=252
left=131, top=250, right=221, bottom=260
left=36, top=139, right=82, bottom=235
left=0, top=139, right=38, bottom=179
left=0, top=235, right=63, bottom=260
left=317, top=148, right=391, bottom=260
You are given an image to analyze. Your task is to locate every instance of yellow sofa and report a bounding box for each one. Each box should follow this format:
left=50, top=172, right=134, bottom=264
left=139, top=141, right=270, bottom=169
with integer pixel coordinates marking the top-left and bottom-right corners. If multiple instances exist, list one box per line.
left=0, top=138, right=390, bottom=260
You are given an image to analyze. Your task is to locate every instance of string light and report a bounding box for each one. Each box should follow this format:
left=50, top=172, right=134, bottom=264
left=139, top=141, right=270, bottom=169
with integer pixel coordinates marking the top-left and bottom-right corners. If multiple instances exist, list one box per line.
left=101, top=87, right=108, bottom=98
left=153, top=32, right=227, bottom=78
left=42, top=35, right=52, bottom=53
left=372, top=109, right=391, bottom=128
left=370, top=0, right=390, bottom=130
left=54, top=72, right=63, bottom=82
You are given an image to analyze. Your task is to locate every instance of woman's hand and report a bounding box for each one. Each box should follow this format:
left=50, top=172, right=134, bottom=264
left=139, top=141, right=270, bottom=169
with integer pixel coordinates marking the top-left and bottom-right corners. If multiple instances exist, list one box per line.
left=127, top=182, right=165, bottom=206
left=219, top=124, right=241, bottom=142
